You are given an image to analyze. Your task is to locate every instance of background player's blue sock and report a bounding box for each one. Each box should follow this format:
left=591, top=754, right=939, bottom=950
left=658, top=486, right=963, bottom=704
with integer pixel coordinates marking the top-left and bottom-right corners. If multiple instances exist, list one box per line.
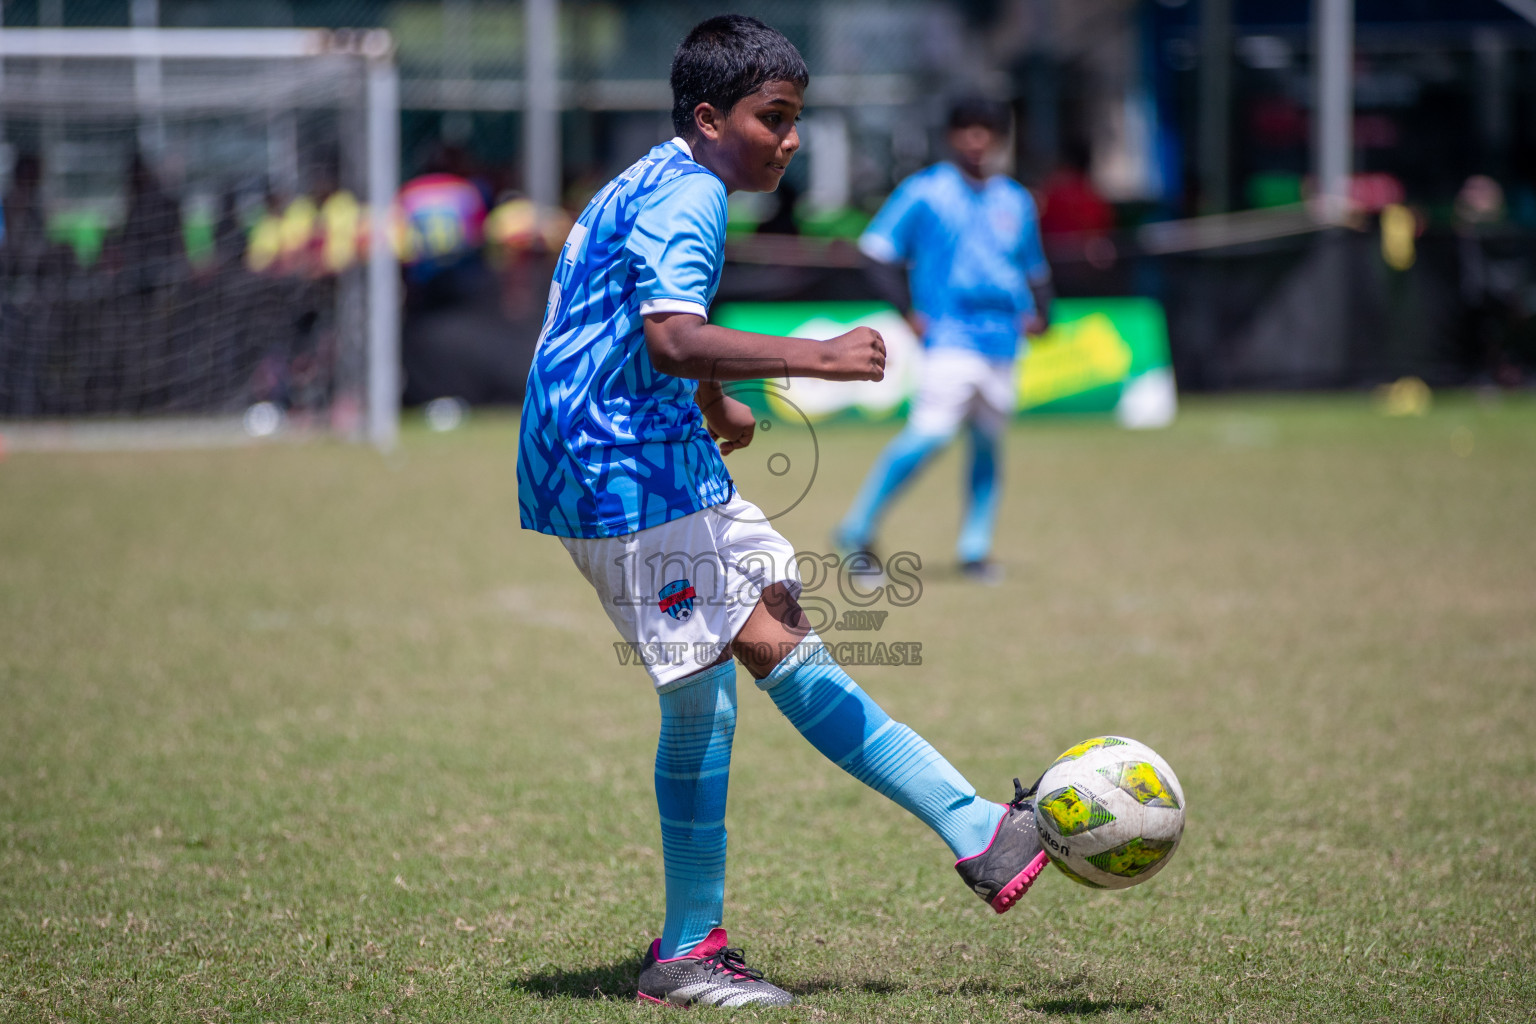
left=757, top=635, right=1004, bottom=860
left=655, top=660, right=737, bottom=959
left=957, top=423, right=1001, bottom=564
left=836, top=427, right=949, bottom=547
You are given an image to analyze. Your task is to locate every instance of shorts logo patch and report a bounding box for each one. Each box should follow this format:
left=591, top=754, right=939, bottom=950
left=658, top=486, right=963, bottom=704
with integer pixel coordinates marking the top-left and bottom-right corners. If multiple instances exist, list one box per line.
left=658, top=579, right=697, bottom=621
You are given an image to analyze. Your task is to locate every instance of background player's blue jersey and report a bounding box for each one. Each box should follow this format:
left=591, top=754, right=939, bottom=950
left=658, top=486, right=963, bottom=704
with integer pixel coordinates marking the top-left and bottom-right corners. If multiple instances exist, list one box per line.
left=859, top=162, right=1050, bottom=361
left=518, top=139, right=733, bottom=538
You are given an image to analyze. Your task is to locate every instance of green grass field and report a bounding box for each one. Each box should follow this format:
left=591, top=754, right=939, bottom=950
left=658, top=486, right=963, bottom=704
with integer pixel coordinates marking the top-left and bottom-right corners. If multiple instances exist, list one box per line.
left=3, top=395, right=1534, bottom=1023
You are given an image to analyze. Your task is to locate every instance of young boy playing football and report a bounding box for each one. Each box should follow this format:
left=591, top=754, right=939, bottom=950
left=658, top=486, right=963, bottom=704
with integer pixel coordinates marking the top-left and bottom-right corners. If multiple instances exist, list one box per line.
left=835, top=97, right=1054, bottom=583
left=517, top=16, right=1050, bottom=1009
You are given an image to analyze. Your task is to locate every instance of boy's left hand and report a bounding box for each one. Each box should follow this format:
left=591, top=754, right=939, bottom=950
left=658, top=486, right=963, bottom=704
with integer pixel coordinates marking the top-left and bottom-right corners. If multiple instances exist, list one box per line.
left=698, top=387, right=757, bottom=455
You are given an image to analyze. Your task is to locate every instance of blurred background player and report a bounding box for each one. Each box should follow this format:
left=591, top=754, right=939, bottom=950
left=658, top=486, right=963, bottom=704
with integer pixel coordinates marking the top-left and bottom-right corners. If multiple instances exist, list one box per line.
left=834, top=97, right=1053, bottom=582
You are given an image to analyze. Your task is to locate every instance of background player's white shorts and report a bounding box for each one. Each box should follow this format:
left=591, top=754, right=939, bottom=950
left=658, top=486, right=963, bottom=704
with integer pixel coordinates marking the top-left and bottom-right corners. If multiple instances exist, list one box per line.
left=560, top=493, right=802, bottom=691
left=908, top=346, right=1019, bottom=438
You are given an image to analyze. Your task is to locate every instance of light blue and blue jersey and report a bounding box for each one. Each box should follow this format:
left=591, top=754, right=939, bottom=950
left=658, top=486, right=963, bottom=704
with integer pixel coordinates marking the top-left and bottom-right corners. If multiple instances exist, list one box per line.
left=859, top=162, right=1050, bottom=361
left=518, top=139, right=733, bottom=539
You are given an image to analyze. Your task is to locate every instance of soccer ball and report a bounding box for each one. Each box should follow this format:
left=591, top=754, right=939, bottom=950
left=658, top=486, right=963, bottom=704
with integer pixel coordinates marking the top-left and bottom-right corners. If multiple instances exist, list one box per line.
left=1032, top=736, right=1185, bottom=890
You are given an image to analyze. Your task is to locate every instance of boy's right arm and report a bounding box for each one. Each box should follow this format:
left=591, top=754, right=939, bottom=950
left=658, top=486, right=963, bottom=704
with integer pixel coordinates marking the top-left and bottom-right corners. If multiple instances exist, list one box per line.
left=644, top=313, right=885, bottom=383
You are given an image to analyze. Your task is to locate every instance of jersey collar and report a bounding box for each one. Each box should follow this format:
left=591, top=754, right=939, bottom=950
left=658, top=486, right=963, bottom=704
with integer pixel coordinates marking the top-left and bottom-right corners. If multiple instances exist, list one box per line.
left=946, top=160, right=993, bottom=193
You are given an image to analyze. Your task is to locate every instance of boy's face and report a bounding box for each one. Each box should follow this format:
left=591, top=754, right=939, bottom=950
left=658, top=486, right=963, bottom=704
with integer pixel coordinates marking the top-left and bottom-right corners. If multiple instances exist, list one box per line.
left=948, top=124, right=1001, bottom=179
left=693, top=80, right=803, bottom=193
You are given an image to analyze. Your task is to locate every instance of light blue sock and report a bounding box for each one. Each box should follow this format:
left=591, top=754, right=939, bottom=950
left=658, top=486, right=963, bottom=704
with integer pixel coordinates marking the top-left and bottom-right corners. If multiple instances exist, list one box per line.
left=836, top=427, right=949, bottom=548
left=655, top=660, right=737, bottom=959
left=757, top=635, right=1004, bottom=860
left=957, top=423, right=1001, bottom=564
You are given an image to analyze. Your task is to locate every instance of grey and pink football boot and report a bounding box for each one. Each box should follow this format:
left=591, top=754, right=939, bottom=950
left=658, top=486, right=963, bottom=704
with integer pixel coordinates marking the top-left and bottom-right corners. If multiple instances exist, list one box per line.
left=954, top=776, right=1050, bottom=913
left=636, top=928, right=795, bottom=1008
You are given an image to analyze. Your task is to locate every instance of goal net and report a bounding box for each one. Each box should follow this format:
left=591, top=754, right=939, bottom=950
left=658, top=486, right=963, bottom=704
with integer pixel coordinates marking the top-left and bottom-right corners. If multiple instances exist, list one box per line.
left=0, top=29, right=399, bottom=450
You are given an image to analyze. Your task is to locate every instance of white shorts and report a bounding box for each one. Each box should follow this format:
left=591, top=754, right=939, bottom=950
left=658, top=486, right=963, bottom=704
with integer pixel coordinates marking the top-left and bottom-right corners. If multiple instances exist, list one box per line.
left=908, top=346, right=1019, bottom=438
left=560, top=493, right=802, bottom=690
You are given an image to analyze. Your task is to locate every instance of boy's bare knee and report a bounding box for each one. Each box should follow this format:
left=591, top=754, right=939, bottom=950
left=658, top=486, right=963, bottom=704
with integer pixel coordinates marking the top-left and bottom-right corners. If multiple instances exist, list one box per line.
left=731, top=582, right=812, bottom=678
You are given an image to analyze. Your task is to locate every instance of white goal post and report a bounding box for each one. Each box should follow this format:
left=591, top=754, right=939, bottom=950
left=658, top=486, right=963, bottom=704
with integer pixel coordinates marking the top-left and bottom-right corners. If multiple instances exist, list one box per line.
left=0, top=28, right=400, bottom=450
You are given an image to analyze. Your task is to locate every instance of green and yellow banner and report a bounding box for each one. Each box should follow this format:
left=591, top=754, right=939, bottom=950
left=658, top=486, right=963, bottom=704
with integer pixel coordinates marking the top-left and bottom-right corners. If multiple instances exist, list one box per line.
left=712, top=298, right=1176, bottom=427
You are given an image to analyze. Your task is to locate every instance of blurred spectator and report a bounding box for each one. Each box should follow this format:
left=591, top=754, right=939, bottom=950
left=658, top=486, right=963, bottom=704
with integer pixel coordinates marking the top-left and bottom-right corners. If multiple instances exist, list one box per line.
left=244, top=185, right=360, bottom=279
left=278, top=194, right=319, bottom=273
left=1, top=154, right=50, bottom=278
left=485, top=195, right=570, bottom=257
left=485, top=193, right=571, bottom=320
left=1038, top=139, right=1113, bottom=238
left=245, top=192, right=288, bottom=275
left=395, top=172, right=487, bottom=281
left=318, top=187, right=363, bottom=275
left=115, top=155, right=184, bottom=287
left=1037, top=139, right=1117, bottom=284
left=1455, top=175, right=1530, bottom=387
left=1, top=152, right=54, bottom=417
left=213, top=189, right=248, bottom=269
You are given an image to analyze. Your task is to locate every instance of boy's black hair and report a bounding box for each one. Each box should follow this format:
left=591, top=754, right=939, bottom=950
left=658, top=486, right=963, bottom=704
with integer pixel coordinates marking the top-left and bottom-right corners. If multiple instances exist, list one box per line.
left=947, top=95, right=1010, bottom=135
left=670, top=15, right=809, bottom=138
